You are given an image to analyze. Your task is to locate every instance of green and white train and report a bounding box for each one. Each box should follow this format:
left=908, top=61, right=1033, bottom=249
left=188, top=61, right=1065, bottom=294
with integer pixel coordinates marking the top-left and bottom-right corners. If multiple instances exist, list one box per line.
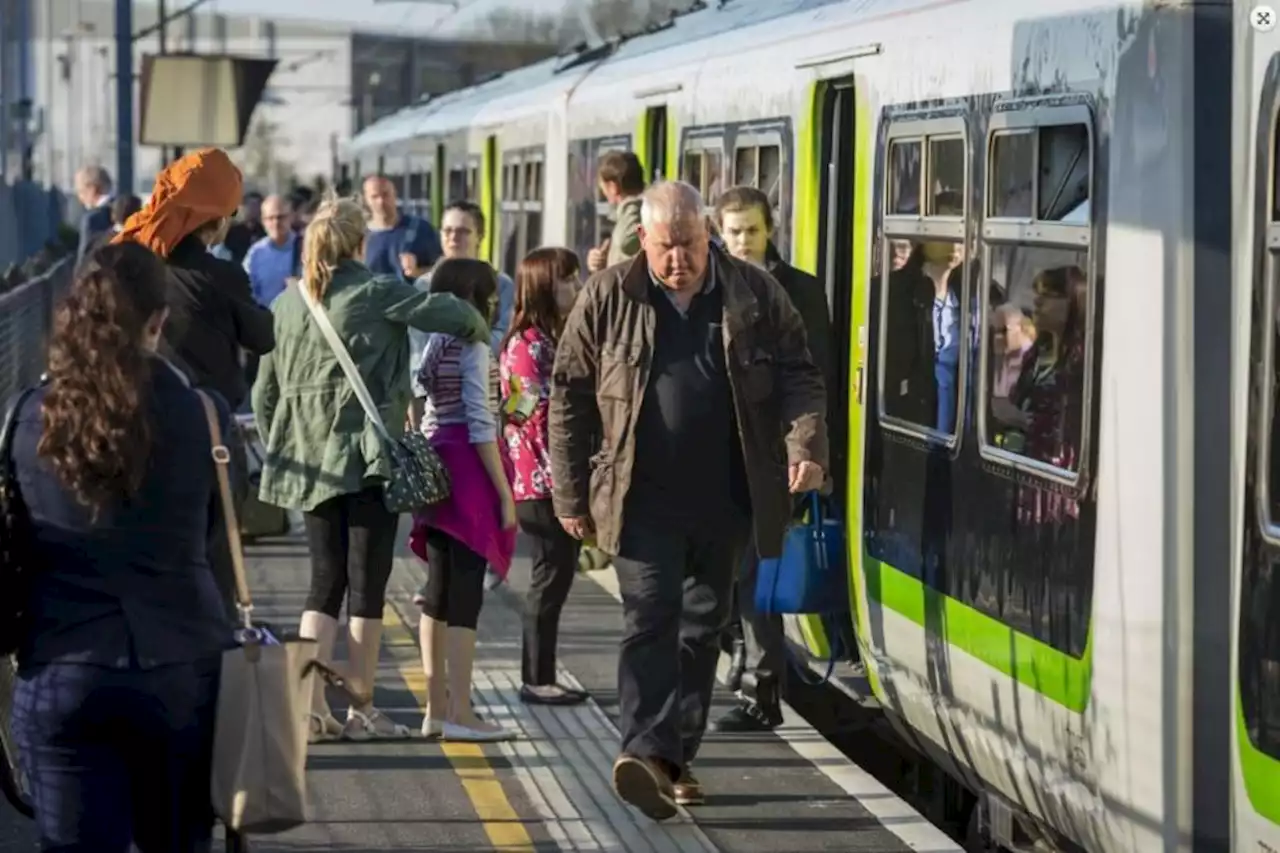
left=347, top=1, right=1272, bottom=850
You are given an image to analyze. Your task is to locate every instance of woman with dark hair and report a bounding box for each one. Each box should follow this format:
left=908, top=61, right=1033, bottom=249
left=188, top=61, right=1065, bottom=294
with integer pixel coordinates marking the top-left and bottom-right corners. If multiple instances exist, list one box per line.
left=409, top=257, right=519, bottom=742
left=499, top=247, right=589, bottom=706
left=6, top=242, right=233, bottom=851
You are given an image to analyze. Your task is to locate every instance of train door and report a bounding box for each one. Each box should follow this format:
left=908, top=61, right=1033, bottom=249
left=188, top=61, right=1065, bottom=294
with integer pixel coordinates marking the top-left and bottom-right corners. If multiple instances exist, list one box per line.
left=812, top=78, right=860, bottom=664
left=1235, top=37, right=1280, bottom=853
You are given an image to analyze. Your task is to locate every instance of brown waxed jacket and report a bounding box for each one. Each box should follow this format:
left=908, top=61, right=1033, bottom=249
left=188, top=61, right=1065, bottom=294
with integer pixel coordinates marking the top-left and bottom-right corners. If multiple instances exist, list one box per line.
left=548, top=244, right=828, bottom=558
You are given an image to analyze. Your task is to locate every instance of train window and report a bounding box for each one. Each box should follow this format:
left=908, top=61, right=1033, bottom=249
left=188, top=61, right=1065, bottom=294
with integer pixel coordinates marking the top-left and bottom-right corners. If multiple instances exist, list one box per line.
left=927, top=137, right=965, bottom=215
left=448, top=167, right=467, bottom=203
left=566, top=134, right=631, bottom=268
left=989, top=131, right=1034, bottom=218
left=887, top=139, right=922, bottom=216
left=878, top=124, right=968, bottom=440
left=498, top=148, right=545, bottom=278
left=731, top=138, right=788, bottom=257
left=467, top=166, right=479, bottom=200
left=980, top=115, right=1094, bottom=483
left=682, top=138, right=726, bottom=206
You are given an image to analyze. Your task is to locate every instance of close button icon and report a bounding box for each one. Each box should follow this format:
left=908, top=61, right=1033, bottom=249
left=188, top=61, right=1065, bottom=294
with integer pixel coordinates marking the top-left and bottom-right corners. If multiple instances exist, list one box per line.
left=1255, top=5, right=1277, bottom=32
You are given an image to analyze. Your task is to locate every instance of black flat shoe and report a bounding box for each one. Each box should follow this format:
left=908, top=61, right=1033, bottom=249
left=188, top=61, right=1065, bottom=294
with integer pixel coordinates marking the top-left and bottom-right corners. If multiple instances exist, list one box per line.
left=520, top=684, right=589, bottom=705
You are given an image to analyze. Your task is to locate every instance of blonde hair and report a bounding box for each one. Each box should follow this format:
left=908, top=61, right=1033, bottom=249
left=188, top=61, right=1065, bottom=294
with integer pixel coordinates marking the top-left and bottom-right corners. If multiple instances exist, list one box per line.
left=302, top=194, right=367, bottom=301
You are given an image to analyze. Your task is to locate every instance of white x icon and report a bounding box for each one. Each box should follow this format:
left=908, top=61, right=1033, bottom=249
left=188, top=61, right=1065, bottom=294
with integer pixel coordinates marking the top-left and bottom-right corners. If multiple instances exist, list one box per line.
left=1254, top=5, right=1277, bottom=32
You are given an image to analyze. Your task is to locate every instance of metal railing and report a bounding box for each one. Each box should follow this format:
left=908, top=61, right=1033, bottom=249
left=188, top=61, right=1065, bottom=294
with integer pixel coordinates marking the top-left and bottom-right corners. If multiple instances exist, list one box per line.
left=0, top=259, right=73, bottom=406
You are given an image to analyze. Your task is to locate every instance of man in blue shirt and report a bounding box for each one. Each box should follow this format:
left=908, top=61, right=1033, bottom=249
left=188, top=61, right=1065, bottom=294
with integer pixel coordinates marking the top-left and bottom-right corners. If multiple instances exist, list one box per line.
left=362, top=175, right=442, bottom=282
left=241, top=194, right=298, bottom=307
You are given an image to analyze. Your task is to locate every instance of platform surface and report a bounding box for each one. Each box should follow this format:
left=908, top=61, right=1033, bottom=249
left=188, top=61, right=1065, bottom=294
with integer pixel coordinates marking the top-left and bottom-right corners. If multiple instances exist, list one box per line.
left=0, top=523, right=962, bottom=853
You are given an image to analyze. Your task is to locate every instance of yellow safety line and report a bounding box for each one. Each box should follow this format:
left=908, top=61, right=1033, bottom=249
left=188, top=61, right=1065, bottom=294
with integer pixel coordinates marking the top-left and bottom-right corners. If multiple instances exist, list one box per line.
left=382, top=603, right=535, bottom=852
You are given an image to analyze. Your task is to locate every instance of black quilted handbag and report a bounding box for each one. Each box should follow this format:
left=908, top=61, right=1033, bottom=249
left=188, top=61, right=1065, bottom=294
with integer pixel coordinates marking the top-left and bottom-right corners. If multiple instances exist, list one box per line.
left=0, top=385, right=40, bottom=658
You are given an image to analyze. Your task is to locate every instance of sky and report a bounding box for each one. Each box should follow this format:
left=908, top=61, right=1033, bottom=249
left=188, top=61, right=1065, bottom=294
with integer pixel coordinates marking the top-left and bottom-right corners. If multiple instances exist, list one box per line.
left=199, top=0, right=575, bottom=35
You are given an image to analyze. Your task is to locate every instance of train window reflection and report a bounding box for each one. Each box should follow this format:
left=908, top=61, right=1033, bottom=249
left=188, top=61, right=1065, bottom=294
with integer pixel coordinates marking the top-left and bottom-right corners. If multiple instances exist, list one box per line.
left=880, top=237, right=965, bottom=435
left=927, top=137, right=965, bottom=216
left=1038, top=124, right=1090, bottom=221
left=448, top=167, right=467, bottom=203
left=989, top=131, right=1034, bottom=218
left=498, top=151, right=544, bottom=278
left=983, top=246, right=1088, bottom=473
left=732, top=141, right=787, bottom=257
left=888, top=139, right=922, bottom=215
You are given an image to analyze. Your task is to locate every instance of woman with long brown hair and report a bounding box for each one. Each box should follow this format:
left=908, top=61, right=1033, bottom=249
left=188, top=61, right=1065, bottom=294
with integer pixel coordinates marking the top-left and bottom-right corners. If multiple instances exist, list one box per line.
left=6, top=242, right=233, bottom=850
left=499, top=247, right=588, bottom=705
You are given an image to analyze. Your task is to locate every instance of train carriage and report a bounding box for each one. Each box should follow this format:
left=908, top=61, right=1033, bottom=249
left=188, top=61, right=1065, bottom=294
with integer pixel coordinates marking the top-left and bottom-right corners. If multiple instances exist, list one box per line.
left=347, top=2, right=1244, bottom=850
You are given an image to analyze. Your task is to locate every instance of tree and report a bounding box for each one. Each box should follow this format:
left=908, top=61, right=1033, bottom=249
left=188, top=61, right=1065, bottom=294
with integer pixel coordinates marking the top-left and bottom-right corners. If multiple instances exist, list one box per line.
left=474, top=0, right=697, bottom=49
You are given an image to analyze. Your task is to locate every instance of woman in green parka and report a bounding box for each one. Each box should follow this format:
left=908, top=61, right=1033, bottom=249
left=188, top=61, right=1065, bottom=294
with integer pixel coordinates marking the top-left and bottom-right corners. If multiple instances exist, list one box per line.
left=252, top=195, right=490, bottom=741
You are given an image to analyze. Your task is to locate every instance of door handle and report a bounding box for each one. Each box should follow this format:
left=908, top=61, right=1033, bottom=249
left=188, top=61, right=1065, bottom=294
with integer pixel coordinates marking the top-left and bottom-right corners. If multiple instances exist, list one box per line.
left=855, top=365, right=865, bottom=405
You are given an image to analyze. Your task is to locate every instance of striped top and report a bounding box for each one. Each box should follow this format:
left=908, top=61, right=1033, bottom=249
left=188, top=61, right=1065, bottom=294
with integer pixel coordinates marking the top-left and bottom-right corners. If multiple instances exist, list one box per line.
left=416, top=333, right=499, bottom=444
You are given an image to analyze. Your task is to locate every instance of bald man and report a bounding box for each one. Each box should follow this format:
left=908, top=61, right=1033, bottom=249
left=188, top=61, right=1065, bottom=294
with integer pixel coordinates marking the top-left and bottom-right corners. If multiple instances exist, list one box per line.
left=241, top=195, right=298, bottom=307
left=362, top=175, right=442, bottom=283
left=74, top=165, right=114, bottom=263
left=549, top=181, right=828, bottom=818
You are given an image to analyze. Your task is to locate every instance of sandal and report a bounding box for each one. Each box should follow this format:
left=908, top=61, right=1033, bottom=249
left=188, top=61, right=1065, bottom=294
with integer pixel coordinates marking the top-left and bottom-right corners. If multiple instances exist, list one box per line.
left=342, top=707, right=414, bottom=741
left=308, top=712, right=343, bottom=743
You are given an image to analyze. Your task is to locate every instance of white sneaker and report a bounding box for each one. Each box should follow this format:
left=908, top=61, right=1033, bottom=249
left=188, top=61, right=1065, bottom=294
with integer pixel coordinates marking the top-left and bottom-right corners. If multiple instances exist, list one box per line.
left=442, top=721, right=517, bottom=743
left=421, top=717, right=444, bottom=739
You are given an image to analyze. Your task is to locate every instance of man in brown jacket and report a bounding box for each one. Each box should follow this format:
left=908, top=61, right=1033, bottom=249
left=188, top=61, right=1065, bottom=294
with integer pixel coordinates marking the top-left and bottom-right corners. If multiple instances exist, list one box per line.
left=549, top=181, right=828, bottom=821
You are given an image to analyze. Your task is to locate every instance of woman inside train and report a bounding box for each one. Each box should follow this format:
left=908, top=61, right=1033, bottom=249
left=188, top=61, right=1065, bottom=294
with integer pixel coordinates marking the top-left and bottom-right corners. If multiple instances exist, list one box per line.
left=252, top=196, right=490, bottom=743
left=990, top=302, right=1038, bottom=416
left=498, top=247, right=590, bottom=706
left=409, top=257, right=519, bottom=742
left=8, top=242, right=232, bottom=851
left=1006, top=265, right=1087, bottom=473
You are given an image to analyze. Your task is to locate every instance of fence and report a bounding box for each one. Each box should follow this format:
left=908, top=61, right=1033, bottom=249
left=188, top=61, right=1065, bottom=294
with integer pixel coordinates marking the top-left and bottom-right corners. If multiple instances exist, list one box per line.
left=0, top=259, right=73, bottom=406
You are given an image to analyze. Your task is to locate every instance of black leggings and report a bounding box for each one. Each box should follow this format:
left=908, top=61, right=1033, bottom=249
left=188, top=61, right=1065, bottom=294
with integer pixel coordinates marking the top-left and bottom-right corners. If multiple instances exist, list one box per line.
left=419, top=527, right=487, bottom=630
left=303, top=487, right=399, bottom=619
left=516, top=499, right=580, bottom=686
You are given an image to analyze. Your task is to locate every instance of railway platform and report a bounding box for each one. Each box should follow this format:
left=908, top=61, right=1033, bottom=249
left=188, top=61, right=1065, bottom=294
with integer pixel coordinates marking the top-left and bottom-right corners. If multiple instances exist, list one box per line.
left=0, top=523, right=964, bottom=853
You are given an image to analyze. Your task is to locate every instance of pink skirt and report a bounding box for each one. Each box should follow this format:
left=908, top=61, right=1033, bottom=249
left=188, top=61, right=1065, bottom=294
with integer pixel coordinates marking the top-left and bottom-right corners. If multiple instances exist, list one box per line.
left=408, top=423, right=517, bottom=580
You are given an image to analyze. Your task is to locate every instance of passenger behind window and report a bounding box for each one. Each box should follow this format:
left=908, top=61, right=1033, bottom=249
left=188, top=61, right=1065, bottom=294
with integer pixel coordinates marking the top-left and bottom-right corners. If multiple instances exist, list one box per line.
left=1002, top=266, right=1086, bottom=474
left=990, top=302, right=1037, bottom=414
left=408, top=258, right=519, bottom=743
left=883, top=233, right=964, bottom=433
left=8, top=242, right=233, bottom=852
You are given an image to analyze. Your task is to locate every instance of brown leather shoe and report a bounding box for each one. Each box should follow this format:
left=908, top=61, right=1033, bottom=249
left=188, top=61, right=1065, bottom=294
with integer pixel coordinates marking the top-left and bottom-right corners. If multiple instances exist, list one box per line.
left=673, top=768, right=704, bottom=806
left=612, top=754, right=678, bottom=821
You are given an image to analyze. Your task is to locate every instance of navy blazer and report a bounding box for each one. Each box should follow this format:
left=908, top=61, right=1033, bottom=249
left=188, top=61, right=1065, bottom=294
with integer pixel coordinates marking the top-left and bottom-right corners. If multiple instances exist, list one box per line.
left=76, top=203, right=112, bottom=264
left=11, top=358, right=234, bottom=669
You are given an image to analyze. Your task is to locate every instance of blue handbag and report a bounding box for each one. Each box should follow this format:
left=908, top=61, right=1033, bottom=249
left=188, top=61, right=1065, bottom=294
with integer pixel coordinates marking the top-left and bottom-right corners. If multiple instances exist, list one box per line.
left=754, top=491, right=848, bottom=615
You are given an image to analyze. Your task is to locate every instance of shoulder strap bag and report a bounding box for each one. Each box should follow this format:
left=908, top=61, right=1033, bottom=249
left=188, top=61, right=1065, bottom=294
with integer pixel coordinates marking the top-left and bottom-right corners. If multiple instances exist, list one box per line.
left=197, top=391, right=353, bottom=836
left=294, top=280, right=450, bottom=513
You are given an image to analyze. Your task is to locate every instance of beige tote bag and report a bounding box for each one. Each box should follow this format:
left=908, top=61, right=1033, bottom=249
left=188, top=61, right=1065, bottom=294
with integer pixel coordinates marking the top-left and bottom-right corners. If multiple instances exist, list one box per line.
left=197, top=392, right=334, bottom=834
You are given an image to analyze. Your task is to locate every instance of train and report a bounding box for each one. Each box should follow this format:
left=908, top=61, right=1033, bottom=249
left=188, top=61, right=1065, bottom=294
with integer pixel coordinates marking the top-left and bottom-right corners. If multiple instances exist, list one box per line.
left=345, top=1, right=1265, bottom=851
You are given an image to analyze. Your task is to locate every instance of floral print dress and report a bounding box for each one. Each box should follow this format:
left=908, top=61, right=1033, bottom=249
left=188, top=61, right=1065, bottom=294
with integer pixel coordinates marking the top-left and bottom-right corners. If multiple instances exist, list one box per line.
left=499, top=327, right=556, bottom=502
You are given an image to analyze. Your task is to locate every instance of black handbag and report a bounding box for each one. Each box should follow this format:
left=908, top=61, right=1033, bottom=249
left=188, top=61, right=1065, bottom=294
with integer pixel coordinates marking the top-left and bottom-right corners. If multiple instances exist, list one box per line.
left=0, top=384, right=40, bottom=658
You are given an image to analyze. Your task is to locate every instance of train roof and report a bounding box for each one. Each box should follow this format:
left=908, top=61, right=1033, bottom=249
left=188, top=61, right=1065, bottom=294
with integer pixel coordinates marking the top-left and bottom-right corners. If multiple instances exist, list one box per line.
left=347, top=0, right=847, bottom=156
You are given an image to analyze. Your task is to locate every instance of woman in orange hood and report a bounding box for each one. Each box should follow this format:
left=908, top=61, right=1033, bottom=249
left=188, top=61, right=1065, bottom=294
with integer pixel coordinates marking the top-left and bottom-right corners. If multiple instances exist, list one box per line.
left=113, top=147, right=245, bottom=258
left=112, top=147, right=275, bottom=624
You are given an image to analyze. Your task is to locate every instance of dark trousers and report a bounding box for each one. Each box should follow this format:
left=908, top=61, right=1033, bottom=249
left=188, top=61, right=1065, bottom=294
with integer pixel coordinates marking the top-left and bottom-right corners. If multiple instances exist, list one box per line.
left=12, top=658, right=221, bottom=853
left=419, top=527, right=487, bottom=630
left=303, top=487, right=399, bottom=619
left=516, top=499, right=581, bottom=687
left=735, top=541, right=788, bottom=703
left=612, top=515, right=748, bottom=772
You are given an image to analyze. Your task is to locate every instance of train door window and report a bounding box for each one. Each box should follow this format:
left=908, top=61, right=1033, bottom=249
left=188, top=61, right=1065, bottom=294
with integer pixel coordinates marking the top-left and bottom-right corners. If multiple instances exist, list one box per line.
left=1242, top=104, right=1280, bottom=762
left=646, top=105, right=668, bottom=183
left=731, top=129, right=789, bottom=258
left=978, top=107, right=1094, bottom=484
left=681, top=132, right=727, bottom=208
left=467, top=163, right=480, bottom=200
left=498, top=147, right=545, bottom=277
left=877, top=120, right=968, bottom=442
left=448, top=166, right=467, bottom=203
